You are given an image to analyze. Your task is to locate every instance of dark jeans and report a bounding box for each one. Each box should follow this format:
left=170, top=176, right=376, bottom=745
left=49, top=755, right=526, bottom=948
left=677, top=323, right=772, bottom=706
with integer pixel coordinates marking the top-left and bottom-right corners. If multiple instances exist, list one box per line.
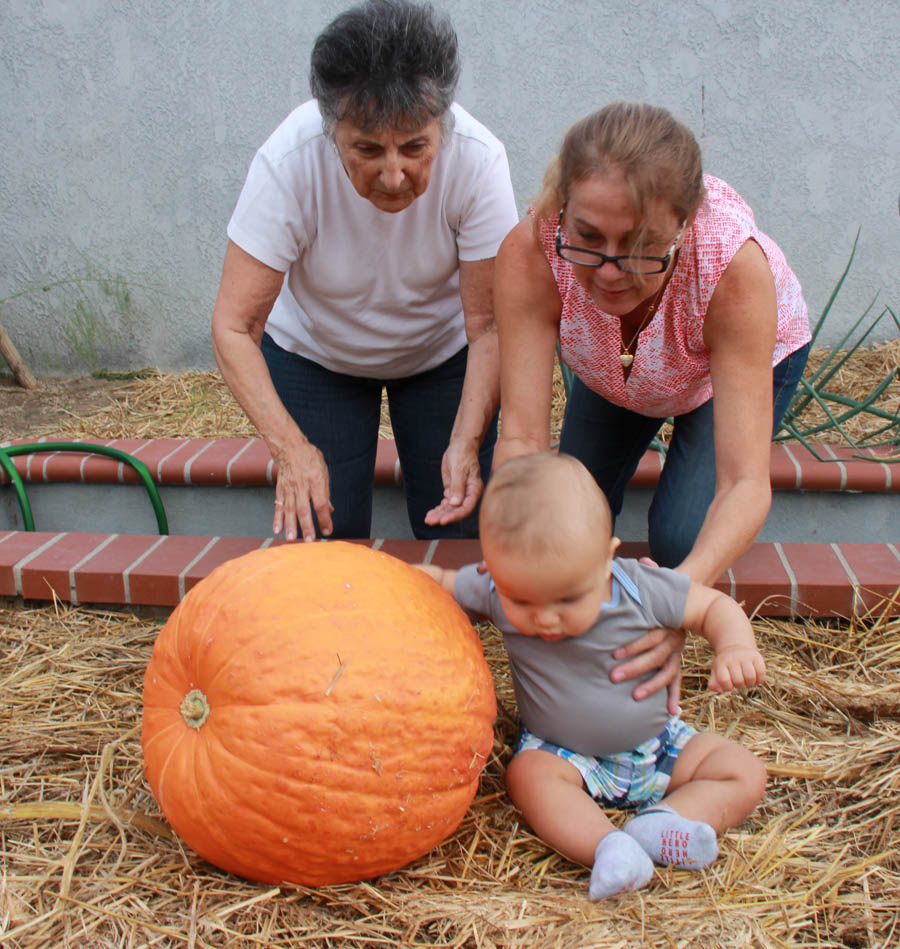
left=559, top=343, right=810, bottom=567
left=261, top=334, right=497, bottom=539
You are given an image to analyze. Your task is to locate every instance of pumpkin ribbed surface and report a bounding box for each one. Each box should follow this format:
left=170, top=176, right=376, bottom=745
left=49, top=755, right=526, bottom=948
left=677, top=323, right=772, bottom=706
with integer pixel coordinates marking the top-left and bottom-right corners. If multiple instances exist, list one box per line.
left=141, top=541, right=496, bottom=886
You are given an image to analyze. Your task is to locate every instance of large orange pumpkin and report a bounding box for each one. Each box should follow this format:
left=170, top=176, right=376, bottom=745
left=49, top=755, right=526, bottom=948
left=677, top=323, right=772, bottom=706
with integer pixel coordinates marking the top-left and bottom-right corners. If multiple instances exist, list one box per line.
left=141, top=541, right=496, bottom=886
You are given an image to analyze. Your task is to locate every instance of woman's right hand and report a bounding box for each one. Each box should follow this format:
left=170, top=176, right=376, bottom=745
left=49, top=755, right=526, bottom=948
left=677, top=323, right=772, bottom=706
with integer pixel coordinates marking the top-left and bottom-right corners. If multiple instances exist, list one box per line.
left=610, top=626, right=686, bottom=715
left=270, top=436, right=334, bottom=542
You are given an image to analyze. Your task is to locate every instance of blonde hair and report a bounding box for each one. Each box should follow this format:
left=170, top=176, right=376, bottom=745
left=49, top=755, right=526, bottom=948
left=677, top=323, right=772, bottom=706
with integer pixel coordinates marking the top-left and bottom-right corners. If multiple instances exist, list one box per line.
left=479, top=452, right=612, bottom=560
left=534, top=102, right=706, bottom=253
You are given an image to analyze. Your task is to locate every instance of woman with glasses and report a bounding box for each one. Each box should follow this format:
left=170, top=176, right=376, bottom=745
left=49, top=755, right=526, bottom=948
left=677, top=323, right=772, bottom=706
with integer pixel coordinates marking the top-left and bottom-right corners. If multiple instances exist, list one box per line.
left=493, top=102, right=810, bottom=702
left=212, top=0, right=517, bottom=542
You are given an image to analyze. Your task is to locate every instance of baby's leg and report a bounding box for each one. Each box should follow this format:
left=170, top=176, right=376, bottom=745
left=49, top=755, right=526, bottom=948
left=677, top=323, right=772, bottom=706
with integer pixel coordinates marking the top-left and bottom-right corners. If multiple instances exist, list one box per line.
left=624, top=733, right=766, bottom=869
left=505, top=749, right=653, bottom=899
left=656, top=733, right=766, bottom=832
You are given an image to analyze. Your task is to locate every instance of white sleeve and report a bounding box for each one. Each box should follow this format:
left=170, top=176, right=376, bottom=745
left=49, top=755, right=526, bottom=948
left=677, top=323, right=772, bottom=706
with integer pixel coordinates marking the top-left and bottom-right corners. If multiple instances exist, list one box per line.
left=226, top=146, right=316, bottom=272
left=454, top=143, right=519, bottom=261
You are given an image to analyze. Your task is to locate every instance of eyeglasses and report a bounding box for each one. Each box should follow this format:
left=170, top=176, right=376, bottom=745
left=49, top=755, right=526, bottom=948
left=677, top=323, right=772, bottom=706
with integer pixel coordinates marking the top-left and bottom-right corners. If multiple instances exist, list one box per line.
left=555, top=209, right=685, bottom=275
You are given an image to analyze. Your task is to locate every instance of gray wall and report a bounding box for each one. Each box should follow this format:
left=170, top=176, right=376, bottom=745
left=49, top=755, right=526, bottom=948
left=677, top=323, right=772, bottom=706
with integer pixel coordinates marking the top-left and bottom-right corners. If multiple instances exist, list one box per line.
left=1, top=0, right=898, bottom=375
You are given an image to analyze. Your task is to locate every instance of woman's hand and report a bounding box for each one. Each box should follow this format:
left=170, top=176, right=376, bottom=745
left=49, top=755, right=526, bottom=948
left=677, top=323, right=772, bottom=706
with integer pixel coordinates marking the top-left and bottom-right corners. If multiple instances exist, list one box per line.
left=270, top=437, right=334, bottom=542
left=609, top=555, right=685, bottom=712
left=611, top=626, right=686, bottom=714
left=424, top=437, right=483, bottom=525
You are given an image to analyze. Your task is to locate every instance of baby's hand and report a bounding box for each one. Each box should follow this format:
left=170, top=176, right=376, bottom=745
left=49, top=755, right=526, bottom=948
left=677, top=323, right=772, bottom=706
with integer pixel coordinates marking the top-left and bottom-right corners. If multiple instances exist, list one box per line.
left=708, top=646, right=766, bottom=693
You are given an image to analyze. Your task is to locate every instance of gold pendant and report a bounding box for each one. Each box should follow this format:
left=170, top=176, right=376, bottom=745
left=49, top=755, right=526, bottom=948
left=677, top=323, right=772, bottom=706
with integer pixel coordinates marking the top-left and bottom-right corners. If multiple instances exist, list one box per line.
left=620, top=352, right=634, bottom=368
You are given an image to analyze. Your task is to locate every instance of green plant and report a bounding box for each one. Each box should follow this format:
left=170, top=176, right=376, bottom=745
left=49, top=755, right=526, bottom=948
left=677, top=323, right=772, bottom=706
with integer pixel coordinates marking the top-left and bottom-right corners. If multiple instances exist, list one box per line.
left=60, top=298, right=108, bottom=370
left=91, top=367, right=156, bottom=380
left=59, top=273, right=135, bottom=372
left=0, top=269, right=156, bottom=375
left=775, top=230, right=900, bottom=456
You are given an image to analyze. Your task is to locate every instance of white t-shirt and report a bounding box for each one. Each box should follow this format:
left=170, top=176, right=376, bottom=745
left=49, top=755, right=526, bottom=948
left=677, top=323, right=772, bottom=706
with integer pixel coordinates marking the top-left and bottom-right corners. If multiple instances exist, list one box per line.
left=227, top=100, right=519, bottom=379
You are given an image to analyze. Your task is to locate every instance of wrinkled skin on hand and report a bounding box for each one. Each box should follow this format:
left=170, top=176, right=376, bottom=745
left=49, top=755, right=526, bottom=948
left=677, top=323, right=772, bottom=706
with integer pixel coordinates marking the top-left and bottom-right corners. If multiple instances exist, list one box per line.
left=424, top=438, right=483, bottom=527
left=271, top=439, right=334, bottom=542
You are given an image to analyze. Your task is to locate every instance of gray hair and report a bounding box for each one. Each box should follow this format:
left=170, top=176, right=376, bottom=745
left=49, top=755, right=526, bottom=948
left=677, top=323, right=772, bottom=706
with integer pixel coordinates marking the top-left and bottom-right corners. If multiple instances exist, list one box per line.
left=310, top=0, right=459, bottom=134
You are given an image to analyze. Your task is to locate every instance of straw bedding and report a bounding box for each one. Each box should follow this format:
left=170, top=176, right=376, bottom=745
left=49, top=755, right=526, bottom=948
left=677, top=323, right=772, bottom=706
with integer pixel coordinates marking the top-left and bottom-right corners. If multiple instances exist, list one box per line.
left=2, top=345, right=899, bottom=946
left=2, top=603, right=898, bottom=947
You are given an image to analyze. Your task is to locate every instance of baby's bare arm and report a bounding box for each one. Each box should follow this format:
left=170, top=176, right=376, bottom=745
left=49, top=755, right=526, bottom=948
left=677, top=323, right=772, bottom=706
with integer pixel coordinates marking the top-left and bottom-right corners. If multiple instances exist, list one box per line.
left=414, top=563, right=458, bottom=595
left=682, top=583, right=766, bottom=692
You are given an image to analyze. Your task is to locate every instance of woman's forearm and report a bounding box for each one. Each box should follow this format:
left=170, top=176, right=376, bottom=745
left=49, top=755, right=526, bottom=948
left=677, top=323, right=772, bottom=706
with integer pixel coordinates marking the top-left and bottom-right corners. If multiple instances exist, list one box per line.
left=210, top=240, right=305, bottom=456
left=677, top=477, right=771, bottom=586
left=493, top=219, right=563, bottom=466
left=688, top=238, right=778, bottom=585
left=214, top=322, right=336, bottom=541
left=212, top=322, right=306, bottom=456
left=451, top=257, right=502, bottom=448
left=495, top=313, right=558, bottom=453
left=448, top=327, right=500, bottom=448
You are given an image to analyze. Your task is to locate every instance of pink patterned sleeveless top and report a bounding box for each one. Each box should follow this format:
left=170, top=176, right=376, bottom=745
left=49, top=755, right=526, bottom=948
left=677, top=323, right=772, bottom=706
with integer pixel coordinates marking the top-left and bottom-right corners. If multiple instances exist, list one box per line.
left=538, top=175, right=811, bottom=417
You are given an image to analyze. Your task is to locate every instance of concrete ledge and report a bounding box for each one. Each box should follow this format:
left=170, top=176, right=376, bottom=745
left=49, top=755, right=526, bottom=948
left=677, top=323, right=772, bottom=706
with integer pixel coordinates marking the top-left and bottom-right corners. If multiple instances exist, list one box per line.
left=0, top=530, right=897, bottom=619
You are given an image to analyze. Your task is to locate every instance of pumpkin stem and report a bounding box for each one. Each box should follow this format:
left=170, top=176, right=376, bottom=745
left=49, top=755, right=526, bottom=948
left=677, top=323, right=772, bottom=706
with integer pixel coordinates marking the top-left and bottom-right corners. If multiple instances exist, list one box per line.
left=180, top=689, right=210, bottom=729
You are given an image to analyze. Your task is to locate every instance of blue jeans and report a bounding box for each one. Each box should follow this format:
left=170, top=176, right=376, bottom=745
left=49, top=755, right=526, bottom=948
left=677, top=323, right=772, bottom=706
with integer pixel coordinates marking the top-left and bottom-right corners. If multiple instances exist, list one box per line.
left=261, top=334, right=497, bottom=539
left=559, top=343, right=810, bottom=567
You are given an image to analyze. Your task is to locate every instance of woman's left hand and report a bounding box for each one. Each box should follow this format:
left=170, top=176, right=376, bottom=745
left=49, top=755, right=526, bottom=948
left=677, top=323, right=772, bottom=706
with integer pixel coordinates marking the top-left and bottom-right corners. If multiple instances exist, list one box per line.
left=610, top=626, right=687, bottom=715
left=424, top=438, right=483, bottom=525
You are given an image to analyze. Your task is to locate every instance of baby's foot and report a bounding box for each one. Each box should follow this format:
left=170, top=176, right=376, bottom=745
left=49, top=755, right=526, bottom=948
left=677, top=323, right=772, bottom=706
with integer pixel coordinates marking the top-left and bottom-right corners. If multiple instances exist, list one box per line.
left=588, top=830, right=655, bottom=900
left=623, top=805, right=718, bottom=869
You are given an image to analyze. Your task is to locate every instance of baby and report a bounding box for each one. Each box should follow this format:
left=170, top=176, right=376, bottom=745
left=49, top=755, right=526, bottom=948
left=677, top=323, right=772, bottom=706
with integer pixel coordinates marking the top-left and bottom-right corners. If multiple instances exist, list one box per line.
left=418, top=452, right=767, bottom=900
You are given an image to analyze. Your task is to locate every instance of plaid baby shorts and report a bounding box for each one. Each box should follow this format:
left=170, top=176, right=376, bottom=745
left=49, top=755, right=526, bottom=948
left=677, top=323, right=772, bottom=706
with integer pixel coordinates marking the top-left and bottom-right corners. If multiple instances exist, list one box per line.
left=514, top=716, right=697, bottom=808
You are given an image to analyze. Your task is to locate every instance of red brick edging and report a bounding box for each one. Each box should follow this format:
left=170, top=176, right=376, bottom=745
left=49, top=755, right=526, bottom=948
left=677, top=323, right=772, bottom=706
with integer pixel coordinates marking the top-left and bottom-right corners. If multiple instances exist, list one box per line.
left=1, top=437, right=897, bottom=493
left=0, top=530, right=897, bottom=619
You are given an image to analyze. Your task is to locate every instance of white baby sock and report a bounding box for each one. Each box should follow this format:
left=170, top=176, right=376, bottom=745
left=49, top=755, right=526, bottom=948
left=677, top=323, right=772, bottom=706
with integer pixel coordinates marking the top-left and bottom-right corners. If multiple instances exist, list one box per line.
left=623, top=804, right=718, bottom=870
left=588, top=830, right=655, bottom=900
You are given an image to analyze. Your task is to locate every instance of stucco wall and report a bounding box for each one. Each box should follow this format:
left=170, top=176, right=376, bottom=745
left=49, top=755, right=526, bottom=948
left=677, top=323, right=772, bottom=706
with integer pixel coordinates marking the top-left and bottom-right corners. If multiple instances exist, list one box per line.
left=1, top=0, right=898, bottom=374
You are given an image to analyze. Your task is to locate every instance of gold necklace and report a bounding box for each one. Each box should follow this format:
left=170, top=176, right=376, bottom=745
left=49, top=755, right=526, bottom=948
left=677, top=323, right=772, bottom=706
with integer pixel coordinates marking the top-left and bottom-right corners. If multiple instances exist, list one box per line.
left=619, top=279, right=667, bottom=369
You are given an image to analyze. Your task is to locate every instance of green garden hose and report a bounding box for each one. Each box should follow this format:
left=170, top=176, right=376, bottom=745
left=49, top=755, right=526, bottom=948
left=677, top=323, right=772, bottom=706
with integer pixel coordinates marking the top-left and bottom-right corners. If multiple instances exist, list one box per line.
left=0, top=442, right=169, bottom=534
left=0, top=448, right=34, bottom=531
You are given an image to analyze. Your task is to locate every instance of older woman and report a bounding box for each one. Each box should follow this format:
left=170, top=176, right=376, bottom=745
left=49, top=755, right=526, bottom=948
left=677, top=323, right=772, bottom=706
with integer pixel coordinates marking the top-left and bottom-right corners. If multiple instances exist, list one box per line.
left=494, top=102, right=811, bottom=700
left=212, top=0, right=518, bottom=542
